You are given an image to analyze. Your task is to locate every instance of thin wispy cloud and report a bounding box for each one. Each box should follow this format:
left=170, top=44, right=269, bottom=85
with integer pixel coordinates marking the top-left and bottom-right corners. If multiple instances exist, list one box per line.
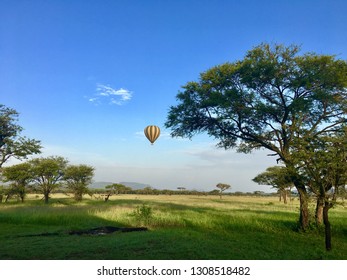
left=88, top=84, right=133, bottom=105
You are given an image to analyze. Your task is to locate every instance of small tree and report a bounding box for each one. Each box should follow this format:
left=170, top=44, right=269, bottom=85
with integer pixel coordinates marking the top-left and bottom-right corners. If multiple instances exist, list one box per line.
left=29, top=156, right=68, bottom=203
left=0, top=104, right=41, bottom=168
left=104, top=183, right=132, bottom=202
left=64, top=164, right=94, bottom=201
left=1, top=162, right=32, bottom=202
left=177, top=187, right=186, bottom=194
left=216, top=183, right=231, bottom=199
left=253, top=166, right=293, bottom=204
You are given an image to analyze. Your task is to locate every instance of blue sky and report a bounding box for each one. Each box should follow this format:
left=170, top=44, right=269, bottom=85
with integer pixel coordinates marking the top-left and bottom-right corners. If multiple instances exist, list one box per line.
left=1, top=0, right=347, bottom=192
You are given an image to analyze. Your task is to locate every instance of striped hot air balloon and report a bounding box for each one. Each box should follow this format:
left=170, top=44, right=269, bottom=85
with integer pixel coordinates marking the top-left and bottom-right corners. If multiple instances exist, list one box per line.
left=144, top=125, right=160, bottom=145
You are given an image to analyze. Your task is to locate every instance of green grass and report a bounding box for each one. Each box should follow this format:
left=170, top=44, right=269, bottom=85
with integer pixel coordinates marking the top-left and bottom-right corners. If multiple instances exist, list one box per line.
left=0, top=194, right=346, bottom=259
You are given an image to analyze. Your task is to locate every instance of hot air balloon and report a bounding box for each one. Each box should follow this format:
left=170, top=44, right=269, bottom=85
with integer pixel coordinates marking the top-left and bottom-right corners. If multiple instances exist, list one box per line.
left=144, top=125, right=160, bottom=145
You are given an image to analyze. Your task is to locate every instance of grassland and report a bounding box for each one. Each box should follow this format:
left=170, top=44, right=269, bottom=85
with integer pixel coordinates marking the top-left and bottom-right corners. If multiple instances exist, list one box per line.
left=0, top=194, right=346, bottom=260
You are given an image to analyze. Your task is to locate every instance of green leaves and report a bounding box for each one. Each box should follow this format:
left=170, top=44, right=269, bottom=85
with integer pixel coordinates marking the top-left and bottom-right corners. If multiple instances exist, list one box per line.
left=0, top=104, right=42, bottom=167
left=64, top=164, right=94, bottom=201
left=28, top=156, right=68, bottom=203
left=166, top=42, right=347, bottom=159
left=253, top=166, right=293, bottom=190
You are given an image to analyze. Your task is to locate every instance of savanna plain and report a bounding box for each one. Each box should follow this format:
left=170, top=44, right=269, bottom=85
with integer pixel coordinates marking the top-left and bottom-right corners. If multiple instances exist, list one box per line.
left=0, top=194, right=346, bottom=260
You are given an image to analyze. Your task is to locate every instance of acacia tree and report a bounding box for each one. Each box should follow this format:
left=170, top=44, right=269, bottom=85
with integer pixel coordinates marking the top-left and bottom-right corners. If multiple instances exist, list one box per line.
left=216, top=183, right=231, bottom=199
left=1, top=162, right=32, bottom=202
left=104, top=183, right=132, bottom=202
left=29, top=156, right=68, bottom=203
left=64, top=164, right=94, bottom=201
left=0, top=104, right=41, bottom=168
left=165, top=43, right=347, bottom=230
left=177, top=187, right=186, bottom=194
left=253, top=166, right=293, bottom=204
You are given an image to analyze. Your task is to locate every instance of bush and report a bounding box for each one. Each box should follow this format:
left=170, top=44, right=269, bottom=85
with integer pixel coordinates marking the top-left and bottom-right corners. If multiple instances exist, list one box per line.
left=133, top=204, right=153, bottom=226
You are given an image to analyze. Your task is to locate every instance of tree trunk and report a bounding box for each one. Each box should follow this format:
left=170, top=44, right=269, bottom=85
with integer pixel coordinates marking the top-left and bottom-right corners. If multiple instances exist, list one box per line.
left=74, top=193, right=83, bottom=201
left=297, top=187, right=310, bottom=231
left=315, top=196, right=324, bottom=225
left=44, top=193, right=49, bottom=204
left=104, top=193, right=111, bottom=202
left=283, top=190, right=287, bottom=204
left=323, top=201, right=332, bottom=251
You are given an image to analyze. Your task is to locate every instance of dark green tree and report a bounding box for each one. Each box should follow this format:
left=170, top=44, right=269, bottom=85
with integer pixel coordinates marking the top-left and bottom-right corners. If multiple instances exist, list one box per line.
left=64, top=164, right=94, bottom=201
left=165, top=43, right=347, bottom=230
left=253, top=166, right=293, bottom=204
left=29, top=156, right=68, bottom=203
left=0, top=104, right=41, bottom=168
left=1, top=162, right=32, bottom=202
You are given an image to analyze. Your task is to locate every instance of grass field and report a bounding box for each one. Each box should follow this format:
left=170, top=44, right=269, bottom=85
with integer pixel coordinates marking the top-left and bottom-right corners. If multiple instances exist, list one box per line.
left=0, top=194, right=346, bottom=260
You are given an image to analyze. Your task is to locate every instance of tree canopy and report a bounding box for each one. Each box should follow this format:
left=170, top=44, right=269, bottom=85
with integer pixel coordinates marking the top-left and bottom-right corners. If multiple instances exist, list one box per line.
left=64, top=164, right=95, bottom=201
left=1, top=162, right=32, bottom=202
left=29, top=156, right=68, bottom=203
left=166, top=44, right=347, bottom=156
left=253, top=166, right=293, bottom=204
left=0, top=104, right=42, bottom=168
left=253, top=166, right=292, bottom=190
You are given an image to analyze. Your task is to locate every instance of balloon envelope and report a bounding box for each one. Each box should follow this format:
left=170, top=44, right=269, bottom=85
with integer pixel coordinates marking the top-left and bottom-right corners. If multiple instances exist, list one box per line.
left=144, top=125, right=160, bottom=144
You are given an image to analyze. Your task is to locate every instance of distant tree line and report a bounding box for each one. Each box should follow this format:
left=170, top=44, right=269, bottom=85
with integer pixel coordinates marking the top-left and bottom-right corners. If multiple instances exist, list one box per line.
left=91, top=184, right=300, bottom=197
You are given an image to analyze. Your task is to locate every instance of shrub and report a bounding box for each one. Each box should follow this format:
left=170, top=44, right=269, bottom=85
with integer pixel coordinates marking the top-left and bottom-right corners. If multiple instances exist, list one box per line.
left=133, top=204, right=153, bottom=226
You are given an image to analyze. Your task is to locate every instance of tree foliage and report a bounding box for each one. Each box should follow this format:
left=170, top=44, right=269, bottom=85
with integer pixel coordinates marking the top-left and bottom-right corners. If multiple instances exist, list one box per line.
left=165, top=43, right=347, bottom=230
left=253, top=166, right=293, bottom=203
left=29, top=156, right=68, bottom=203
left=64, top=164, right=94, bottom=201
left=0, top=104, right=42, bottom=168
left=1, top=162, right=32, bottom=202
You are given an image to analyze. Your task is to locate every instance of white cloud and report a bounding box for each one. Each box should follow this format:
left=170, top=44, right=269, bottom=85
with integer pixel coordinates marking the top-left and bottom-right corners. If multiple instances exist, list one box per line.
left=88, top=84, right=133, bottom=105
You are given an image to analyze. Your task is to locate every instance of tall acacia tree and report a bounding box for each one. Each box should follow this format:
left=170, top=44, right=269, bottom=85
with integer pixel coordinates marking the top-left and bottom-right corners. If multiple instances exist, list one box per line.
left=0, top=104, right=41, bottom=168
left=165, top=43, right=347, bottom=230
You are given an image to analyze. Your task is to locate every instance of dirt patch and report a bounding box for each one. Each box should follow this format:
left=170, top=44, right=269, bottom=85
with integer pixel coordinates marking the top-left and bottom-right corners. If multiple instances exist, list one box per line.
left=16, top=226, right=148, bottom=238
left=68, top=226, right=148, bottom=235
